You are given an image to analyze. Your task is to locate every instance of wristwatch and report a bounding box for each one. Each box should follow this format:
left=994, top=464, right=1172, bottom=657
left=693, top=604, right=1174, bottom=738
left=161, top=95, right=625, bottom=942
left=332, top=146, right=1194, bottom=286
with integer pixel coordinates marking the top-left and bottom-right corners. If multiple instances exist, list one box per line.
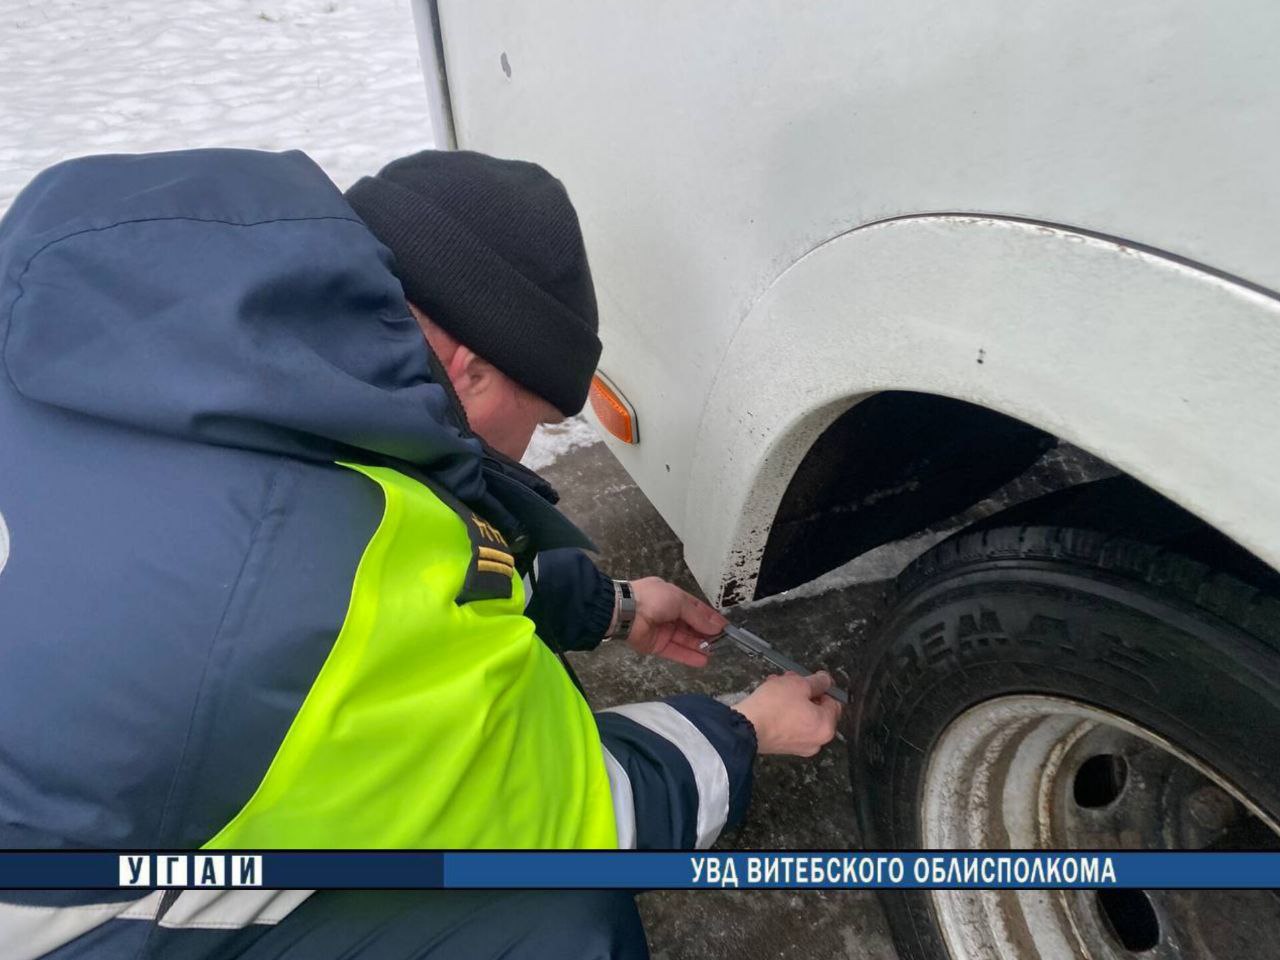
left=605, top=579, right=636, bottom=642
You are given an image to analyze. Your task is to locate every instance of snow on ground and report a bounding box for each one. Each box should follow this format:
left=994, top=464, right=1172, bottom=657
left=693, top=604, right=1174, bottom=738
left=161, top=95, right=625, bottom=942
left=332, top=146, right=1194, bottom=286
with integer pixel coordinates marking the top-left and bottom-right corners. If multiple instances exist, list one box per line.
left=0, top=0, right=431, bottom=208
left=0, top=0, right=600, bottom=469
left=522, top=415, right=603, bottom=473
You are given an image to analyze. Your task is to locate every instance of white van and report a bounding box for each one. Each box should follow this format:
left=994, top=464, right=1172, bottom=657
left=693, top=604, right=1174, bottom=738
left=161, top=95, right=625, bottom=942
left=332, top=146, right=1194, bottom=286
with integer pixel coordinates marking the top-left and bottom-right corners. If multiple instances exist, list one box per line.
left=413, top=3, right=1280, bottom=958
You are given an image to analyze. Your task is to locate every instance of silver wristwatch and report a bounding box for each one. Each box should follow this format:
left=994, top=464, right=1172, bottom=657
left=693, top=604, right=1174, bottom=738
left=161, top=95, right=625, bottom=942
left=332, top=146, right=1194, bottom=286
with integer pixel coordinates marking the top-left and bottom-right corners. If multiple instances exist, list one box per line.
left=605, top=579, right=636, bottom=641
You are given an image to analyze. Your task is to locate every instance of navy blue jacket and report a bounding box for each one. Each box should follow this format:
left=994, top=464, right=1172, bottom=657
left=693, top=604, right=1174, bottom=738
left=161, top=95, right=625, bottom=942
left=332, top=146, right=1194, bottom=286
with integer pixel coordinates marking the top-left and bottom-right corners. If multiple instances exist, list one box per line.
left=0, top=150, right=755, bottom=892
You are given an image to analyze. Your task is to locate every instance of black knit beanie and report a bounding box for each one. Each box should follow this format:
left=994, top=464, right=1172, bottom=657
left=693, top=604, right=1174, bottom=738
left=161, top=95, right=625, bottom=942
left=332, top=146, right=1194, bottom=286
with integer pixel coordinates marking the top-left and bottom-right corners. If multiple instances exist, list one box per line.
left=344, top=150, right=602, bottom=416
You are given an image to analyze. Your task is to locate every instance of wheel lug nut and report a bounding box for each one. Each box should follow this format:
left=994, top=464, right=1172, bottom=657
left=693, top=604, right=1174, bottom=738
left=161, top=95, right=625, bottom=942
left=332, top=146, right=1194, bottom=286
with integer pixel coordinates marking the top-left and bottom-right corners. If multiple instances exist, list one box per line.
left=1186, top=784, right=1235, bottom=831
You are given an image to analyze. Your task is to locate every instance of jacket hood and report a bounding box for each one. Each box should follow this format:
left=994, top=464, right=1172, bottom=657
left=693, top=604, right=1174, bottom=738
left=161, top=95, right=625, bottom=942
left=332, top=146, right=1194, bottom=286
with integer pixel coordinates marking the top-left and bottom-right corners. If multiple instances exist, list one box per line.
left=0, top=148, right=591, bottom=552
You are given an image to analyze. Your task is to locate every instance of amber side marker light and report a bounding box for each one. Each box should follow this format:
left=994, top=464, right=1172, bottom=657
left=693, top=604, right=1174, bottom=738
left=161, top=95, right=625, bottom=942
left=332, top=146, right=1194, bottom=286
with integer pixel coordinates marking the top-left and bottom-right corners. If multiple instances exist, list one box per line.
left=589, top=372, right=638, bottom=444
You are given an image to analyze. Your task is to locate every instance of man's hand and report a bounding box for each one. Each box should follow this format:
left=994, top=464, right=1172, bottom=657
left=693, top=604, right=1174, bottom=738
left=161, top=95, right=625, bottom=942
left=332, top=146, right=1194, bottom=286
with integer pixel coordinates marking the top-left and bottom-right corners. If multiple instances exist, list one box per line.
left=731, top=671, right=842, bottom=757
left=626, top=577, right=727, bottom=667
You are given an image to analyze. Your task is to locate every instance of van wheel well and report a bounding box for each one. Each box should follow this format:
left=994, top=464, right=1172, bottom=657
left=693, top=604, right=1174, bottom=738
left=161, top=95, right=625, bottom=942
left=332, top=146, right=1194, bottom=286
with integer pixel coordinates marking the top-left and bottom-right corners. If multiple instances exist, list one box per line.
left=753, top=390, right=1278, bottom=602
left=754, top=391, right=1054, bottom=599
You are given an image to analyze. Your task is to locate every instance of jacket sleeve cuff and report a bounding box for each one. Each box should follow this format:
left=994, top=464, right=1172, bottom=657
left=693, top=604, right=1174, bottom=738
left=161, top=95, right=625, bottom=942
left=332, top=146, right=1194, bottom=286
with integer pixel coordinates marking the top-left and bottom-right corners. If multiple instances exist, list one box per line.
left=580, top=565, right=616, bottom=648
left=524, top=549, right=614, bottom=652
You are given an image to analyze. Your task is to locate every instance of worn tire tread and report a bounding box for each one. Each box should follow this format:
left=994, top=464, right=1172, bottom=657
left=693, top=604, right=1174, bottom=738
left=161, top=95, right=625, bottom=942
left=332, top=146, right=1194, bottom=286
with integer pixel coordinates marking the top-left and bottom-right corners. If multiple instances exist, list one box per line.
left=885, top=525, right=1280, bottom=651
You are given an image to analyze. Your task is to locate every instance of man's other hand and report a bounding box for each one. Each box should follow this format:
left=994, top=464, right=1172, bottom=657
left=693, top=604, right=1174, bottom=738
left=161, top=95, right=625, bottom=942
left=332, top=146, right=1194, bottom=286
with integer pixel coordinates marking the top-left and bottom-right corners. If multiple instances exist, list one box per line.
left=731, top=671, right=842, bottom=757
left=627, top=577, right=727, bottom=667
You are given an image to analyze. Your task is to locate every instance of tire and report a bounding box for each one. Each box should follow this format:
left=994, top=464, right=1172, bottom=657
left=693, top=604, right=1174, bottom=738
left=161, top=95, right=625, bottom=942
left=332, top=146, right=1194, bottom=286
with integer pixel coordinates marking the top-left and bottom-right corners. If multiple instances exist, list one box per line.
left=850, top=525, right=1280, bottom=960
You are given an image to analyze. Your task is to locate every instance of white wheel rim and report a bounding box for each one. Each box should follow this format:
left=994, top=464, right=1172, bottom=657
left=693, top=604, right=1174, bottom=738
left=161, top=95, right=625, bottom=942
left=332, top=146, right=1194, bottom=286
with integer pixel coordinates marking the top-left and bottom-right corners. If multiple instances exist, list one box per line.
left=921, top=695, right=1280, bottom=960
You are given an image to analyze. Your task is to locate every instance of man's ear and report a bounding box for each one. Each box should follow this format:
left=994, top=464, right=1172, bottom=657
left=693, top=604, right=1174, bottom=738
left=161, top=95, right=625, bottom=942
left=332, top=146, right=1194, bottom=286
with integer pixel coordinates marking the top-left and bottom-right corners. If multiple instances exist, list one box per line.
left=447, top=345, right=498, bottom=403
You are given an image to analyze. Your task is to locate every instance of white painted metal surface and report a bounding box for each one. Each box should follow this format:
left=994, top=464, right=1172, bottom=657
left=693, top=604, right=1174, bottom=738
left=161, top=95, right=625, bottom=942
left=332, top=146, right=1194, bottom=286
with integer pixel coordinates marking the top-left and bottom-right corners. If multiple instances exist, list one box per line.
left=428, top=1, right=1280, bottom=600
left=408, top=0, right=456, bottom=150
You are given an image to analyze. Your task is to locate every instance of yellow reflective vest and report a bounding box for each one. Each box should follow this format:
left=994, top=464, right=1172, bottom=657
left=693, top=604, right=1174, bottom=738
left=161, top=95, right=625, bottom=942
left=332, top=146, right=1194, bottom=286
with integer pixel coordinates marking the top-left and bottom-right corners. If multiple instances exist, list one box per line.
left=204, top=464, right=618, bottom=849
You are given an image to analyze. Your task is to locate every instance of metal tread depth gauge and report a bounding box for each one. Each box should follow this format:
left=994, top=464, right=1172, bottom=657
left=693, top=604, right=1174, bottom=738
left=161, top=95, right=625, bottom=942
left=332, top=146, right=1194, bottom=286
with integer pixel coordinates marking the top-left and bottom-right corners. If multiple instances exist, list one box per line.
left=702, top=624, right=849, bottom=703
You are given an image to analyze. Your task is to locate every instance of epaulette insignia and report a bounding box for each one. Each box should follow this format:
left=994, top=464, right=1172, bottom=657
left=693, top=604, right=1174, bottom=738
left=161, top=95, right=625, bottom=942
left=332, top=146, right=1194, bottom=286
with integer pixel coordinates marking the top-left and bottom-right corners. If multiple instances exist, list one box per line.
left=457, top=512, right=516, bottom=604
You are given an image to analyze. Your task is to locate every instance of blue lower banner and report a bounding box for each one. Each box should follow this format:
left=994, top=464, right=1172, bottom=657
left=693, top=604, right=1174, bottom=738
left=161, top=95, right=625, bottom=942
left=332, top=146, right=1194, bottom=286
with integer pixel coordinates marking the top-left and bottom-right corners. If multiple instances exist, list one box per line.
left=0, top=852, right=1277, bottom=890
